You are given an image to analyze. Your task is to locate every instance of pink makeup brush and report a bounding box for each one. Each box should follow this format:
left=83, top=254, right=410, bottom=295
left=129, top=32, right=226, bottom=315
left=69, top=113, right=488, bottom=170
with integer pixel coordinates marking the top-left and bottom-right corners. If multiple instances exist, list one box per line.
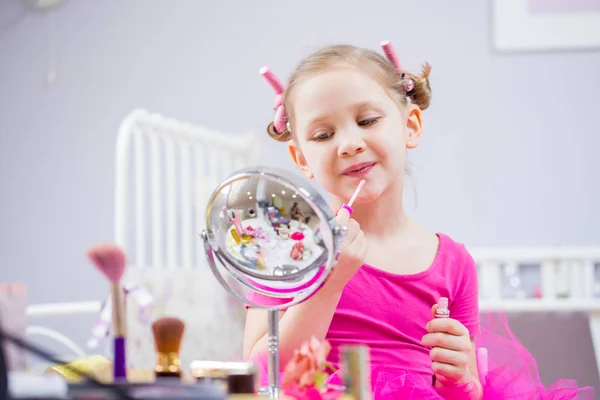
left=340, top=179, right=366, bottom=216
left=87, top=243, right=127, bottom=381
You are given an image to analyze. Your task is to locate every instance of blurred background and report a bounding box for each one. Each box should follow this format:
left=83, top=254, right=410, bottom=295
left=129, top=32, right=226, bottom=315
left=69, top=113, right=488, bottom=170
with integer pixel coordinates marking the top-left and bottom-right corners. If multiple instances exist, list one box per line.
left=1, top=0, right=599, bottom=393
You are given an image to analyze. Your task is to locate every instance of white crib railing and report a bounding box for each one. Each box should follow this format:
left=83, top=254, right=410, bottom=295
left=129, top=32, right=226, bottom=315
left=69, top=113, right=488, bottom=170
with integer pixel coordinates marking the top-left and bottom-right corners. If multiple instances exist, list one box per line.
left=25, top=109, right=261, bottom=365
left=26, top=301, right=101, bottom=317
left=114, top=109, right=260, bottom=270
left=26, top=326, right=87, bottom=359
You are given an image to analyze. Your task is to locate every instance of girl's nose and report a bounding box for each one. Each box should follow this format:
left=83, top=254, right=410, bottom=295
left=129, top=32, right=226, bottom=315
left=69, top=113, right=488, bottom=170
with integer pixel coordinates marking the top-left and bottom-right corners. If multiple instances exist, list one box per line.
left=338, top=136, right=366, bottom=157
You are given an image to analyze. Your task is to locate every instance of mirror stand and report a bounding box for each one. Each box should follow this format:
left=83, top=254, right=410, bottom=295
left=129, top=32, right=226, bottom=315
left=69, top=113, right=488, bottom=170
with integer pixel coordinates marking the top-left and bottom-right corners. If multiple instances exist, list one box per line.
left=200, top=167, right=345, bottom=399
left=266, top=308, right=280, bottom=398
left=201, top=230, right=283, bottom=398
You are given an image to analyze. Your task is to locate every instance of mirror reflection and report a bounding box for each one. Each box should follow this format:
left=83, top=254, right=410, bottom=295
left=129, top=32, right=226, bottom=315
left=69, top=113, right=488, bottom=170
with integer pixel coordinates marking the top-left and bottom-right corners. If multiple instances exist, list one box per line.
left=208, top=174, right=330, bottom=287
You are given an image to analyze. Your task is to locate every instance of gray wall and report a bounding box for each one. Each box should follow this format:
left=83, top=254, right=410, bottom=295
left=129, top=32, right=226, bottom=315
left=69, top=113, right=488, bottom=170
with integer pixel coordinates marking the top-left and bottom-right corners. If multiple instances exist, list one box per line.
left=1, top=0, right=599, bottom=390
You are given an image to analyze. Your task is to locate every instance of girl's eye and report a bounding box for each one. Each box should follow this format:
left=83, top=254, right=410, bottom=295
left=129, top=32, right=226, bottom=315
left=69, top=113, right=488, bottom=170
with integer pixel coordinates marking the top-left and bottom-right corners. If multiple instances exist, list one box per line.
left=313, top=132, right=334, bottom=141
left=358, top=117, right=380, bottom=127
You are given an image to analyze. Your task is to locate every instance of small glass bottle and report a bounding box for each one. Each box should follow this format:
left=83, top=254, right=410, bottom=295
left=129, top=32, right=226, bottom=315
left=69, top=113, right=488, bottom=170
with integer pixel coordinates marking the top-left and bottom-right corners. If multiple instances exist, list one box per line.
left=340, top=344, right=372, bottom=400
left=435, top=297, right=450, bottom=318
left=432, top=297, right=450, bottom=386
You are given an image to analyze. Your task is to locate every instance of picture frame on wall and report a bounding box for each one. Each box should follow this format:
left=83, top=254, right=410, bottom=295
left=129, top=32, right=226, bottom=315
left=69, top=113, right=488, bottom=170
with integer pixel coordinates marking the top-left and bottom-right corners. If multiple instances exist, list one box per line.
left=492, top=0, right=600, bottom=51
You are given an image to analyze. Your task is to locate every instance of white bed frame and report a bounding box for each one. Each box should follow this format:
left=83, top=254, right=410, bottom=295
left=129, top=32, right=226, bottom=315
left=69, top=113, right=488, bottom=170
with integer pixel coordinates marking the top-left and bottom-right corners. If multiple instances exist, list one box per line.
left=24, top=109, right=600, bottom=376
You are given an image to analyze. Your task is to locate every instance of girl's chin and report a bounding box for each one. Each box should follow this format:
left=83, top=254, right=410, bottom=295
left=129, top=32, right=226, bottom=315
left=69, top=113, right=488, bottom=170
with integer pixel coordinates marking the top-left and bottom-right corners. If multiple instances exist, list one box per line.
left=342, top=188, right=381, bottom=205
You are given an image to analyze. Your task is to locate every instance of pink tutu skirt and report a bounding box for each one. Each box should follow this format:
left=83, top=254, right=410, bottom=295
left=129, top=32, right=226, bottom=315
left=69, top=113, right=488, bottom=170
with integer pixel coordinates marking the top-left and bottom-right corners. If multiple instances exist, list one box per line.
left=473, top=312, right=595, bottom=400
left=252, top=313, right=595, bottom=399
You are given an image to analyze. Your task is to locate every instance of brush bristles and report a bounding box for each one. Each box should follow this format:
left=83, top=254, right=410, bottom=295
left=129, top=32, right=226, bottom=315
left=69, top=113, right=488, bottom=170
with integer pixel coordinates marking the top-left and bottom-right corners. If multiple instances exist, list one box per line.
left=152, top=317, right=185, bottom=354
left=87, top=243, right=126, bottom=283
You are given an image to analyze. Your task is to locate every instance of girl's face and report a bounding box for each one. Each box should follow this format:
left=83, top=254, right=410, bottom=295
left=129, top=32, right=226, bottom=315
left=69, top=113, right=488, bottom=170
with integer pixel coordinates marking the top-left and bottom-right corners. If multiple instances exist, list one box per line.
left=287, top=67, right=423, bottom=204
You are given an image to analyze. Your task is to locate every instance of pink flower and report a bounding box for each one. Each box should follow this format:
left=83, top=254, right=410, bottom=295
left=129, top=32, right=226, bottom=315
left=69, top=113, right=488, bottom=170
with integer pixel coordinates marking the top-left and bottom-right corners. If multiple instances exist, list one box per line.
left=283, top=336, right=332, bottom=389
left=283, top=384, right=342, bottom=400
left=284, top=386, right=324, bottom=400
left=290, top=242, right=305, bottom=261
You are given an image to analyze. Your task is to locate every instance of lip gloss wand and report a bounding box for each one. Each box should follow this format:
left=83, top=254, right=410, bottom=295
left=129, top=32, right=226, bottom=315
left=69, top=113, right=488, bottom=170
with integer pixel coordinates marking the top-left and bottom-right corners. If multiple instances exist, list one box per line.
left=340, top=179, right=366, bottom=216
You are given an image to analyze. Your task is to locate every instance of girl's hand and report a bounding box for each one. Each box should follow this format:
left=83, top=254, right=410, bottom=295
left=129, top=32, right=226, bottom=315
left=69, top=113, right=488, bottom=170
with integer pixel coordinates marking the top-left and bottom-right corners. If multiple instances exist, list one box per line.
left=325, top=207, right=368, bottom=289
left=422, top=304, right=475, bottom=387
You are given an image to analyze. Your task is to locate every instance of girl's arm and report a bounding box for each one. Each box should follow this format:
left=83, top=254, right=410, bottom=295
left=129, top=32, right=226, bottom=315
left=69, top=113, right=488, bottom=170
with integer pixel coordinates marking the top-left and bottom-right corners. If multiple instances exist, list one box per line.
left=243, top=281, right=344, bottom=365
left=243, top=207, right=367, bottom=367
left=424, top=244, right=483, bottom=399
left=423, top=317, right=483, bottom=400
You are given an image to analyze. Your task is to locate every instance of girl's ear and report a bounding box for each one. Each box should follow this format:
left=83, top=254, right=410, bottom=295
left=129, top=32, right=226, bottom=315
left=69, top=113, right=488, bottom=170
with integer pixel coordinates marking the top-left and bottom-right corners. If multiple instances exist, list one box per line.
left=405, top=104, right=423, bottom=149
left=288, top=141, right=314, bottom=178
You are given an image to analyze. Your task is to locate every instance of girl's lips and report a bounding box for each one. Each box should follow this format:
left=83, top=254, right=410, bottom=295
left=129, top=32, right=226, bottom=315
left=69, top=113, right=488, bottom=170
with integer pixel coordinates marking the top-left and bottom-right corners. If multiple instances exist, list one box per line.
left=342, top=162, right=376, bottom=177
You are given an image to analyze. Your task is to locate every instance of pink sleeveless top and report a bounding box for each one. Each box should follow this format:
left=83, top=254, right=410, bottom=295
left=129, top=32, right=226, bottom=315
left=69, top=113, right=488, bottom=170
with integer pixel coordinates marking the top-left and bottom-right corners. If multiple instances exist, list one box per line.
left=247, top=233, right=480, bottom=377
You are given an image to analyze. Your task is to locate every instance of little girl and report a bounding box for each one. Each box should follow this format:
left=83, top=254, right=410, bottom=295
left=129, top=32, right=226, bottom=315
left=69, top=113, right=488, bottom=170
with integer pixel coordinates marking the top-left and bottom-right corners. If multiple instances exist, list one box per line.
left=243, top=40, right=594, bottom=399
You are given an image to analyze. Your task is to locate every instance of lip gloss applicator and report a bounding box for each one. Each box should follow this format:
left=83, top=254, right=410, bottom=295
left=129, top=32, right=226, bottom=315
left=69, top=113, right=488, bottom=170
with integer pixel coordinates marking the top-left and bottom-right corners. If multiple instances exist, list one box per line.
left=340, top=179, right=366, bottom=216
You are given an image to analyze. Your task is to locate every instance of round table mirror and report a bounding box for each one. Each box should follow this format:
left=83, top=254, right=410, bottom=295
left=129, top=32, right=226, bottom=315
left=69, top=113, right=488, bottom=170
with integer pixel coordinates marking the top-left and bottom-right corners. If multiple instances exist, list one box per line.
left=200, top=167, right=346, bottom=397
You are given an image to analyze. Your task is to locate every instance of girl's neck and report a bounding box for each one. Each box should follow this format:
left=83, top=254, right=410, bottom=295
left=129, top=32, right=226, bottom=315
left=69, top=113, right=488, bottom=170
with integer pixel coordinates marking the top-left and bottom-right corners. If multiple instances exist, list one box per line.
left=333, top=180, right=411, bottom=238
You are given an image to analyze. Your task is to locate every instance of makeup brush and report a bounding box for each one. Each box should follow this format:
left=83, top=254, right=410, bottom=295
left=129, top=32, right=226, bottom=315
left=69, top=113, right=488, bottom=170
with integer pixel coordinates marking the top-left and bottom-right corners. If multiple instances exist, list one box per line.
left=152, top=317, right=186, bottom=379
left=87, top=243, right=127, bottom=381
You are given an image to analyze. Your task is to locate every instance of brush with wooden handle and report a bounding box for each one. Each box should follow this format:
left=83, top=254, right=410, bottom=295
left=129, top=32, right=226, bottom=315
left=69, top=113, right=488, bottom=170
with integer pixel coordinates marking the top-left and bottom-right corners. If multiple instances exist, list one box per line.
left=87, top=243, right=127, bottom=381
left=152, top=317, right=186, bottom=379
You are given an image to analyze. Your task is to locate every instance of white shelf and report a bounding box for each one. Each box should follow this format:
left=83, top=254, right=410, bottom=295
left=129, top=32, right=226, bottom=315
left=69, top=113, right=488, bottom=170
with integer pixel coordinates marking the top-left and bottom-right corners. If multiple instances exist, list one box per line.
left=26, top=301, right=102, bottom=317
left=480, top=299, right=600, bottom=312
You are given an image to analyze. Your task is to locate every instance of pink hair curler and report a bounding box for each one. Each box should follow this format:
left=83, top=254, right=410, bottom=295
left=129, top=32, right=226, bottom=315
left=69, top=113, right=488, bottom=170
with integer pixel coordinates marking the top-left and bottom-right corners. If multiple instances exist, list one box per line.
left=273, top=104, right=287, bottom=134
left=260, top=66, right=285, bottom=95
left=273, top=93, right=283, bottom=110
left=260, top=66, right=288, bottom=132
left=381, top=40, right=414, bottom=93
left=381, top=40, right=404, bottom=72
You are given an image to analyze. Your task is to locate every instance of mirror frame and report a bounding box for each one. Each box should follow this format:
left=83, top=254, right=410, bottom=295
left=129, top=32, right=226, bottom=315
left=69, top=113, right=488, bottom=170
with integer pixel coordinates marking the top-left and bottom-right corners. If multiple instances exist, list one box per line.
left=200, top=166, right=345, bottom=308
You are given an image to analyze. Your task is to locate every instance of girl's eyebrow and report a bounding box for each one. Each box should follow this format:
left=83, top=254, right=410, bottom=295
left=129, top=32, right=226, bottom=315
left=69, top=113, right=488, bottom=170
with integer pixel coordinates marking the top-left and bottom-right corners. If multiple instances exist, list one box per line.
left=304, top=100, right=385, bottom=130
left=352, top=100, right=385, bottom=112
left=306, top=114, right=330, bottom=128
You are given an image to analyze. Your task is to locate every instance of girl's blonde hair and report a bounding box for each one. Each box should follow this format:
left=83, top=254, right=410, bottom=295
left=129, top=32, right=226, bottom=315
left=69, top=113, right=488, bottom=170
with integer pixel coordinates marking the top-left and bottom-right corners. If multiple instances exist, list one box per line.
left=266, top=44, right=432, bottom=142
